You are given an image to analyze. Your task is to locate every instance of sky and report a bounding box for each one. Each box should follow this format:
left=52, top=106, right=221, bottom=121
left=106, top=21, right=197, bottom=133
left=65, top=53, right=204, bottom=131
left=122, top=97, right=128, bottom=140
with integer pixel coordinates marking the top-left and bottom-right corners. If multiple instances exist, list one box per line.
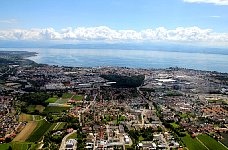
left=0, top=0, right=228, bottom=47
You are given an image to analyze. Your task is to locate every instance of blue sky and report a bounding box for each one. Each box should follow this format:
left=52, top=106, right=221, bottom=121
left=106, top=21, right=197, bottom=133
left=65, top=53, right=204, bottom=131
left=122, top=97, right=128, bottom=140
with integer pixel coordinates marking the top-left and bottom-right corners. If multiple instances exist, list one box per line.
left=0, top=0, right=228, bottom=47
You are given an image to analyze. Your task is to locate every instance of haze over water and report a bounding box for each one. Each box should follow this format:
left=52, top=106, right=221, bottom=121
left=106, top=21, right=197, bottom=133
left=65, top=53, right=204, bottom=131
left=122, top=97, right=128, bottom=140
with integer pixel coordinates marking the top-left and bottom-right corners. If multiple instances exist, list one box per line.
left=2, top=48, right=228, bottom=73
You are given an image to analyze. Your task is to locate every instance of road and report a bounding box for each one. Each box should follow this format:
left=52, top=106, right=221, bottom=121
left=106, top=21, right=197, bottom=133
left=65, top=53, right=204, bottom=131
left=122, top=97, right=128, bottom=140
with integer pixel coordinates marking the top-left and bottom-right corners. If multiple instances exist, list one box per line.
left=79, top=94, right=97, bottom=123
left=59, top=130, right=77, bottom=150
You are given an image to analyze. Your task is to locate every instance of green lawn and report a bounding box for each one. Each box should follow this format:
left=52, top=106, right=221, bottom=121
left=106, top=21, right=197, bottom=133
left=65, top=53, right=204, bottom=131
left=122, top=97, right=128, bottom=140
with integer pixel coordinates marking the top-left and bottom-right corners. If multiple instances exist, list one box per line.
left=0, top=142, right=37, bottom=150
left=45, top=97, right=58, bottom=103
left=72, top=95, right=83, bottom=101
left=170, top=122, right=180, bottom=128
left=55, top=99, right=68, bottom=104
left=27, top=105, right=36, bottom=113
left=33, top=115, right=43, bottom=121
left=56, top=122, right=67, bottom=130
left=0, top=143, right=10, bottom=150
left=67, top=133, right=77, bottom=140
left=27, top=105, right=45, bottom=113
left=181, top=134, right=207, bottom=150
left=43, top=106, right=70, bottom=114
left=179, top=113, right=188, bottom=118
left=197, top=134, right=228, bottom=150
left=26, top=120, right=53, bottom=142
left=48, top=123, right=58, bottom=131
left=19, top=113, right=33, bottom=122
left=138, top=136, right=144, bottom=141
left=62, top=93, right=73, bottom=99
left=35, top=105, right=45, bottom=113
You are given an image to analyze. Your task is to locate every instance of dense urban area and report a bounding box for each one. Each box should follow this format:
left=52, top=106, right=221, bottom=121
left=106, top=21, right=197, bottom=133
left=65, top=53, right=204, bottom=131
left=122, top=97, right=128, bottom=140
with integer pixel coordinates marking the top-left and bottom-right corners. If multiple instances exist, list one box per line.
left=0, top=51, right=228, bottom=150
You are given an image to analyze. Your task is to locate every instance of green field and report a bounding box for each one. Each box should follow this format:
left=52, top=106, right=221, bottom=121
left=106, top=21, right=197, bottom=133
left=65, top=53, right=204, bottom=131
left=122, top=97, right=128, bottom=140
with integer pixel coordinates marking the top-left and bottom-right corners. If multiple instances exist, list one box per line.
left=197, top=134, right=228, bottom=150
left=26, top=105, right=45, bottom=113
left=62, top=93, right=73, bottom=99
left=55, top=99, right=68, bottom=104
left=35, top=105, right=45, bottom=113
left=72, top=95, right=83, bottom=101
left=55, top=122, right=67, bottom=130
left=221, top=132, right=228, bottom=147
left=0, top=143, right=10, bottom=150
left=0, top=142, right=37, bottom=150
left=19, top=113, right=33, bottom=122
left=33, top=115, right=43, bottom=121
left=170, top=122, right=180, bottom=128
left=179, top=113, right=188, bottom=118
left=45, top=97, right=58, bottom=103
left=26, top=120, right=53, bottom=142
left=181, top=134, right=207, bottom=150
left=27, top=105, right=36, bottom=113
left=138, top=136, right=144, bottom=141
left=43, top=106, right=70, bottom=114
left=67, top=132, right=77, bottom=140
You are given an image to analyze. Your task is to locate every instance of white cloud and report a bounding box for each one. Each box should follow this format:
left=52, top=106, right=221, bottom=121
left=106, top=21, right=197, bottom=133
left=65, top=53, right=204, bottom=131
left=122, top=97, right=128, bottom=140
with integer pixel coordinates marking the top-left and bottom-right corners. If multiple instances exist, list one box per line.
left=183, top=0, right=228, bottom=5
left=0, top=26, right=228, bottom=46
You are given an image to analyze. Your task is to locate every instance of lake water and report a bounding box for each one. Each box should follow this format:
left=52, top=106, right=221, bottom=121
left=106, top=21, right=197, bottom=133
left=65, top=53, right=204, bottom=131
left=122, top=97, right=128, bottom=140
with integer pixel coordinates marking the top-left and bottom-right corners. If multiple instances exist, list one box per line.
left=1, top=48, right=228, bottom=73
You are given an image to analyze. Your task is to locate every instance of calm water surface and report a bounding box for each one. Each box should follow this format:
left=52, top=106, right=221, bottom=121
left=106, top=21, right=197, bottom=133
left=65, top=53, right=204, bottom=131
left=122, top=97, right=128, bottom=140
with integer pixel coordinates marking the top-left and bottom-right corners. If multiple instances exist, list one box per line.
left=1, top=48, right=228, bottom=73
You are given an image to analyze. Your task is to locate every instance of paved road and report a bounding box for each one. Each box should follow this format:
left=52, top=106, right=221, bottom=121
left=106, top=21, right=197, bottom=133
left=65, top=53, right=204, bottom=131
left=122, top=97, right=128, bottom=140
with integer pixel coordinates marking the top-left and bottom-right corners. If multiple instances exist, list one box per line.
left=79, top=94, right=97, bottom=123
left=59, top=130, right=77, bottom=150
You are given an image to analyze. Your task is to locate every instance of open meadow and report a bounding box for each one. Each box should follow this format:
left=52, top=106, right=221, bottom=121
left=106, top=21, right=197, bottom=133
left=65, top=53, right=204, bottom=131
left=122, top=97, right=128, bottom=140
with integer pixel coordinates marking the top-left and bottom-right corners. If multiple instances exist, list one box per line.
left=13, top=121, right=38, bottom=142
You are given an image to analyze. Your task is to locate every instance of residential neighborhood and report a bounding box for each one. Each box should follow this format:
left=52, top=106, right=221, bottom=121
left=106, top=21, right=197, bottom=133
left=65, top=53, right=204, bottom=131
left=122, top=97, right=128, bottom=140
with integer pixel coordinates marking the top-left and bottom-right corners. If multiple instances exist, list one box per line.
left=0, top=51, right=228, bottom=150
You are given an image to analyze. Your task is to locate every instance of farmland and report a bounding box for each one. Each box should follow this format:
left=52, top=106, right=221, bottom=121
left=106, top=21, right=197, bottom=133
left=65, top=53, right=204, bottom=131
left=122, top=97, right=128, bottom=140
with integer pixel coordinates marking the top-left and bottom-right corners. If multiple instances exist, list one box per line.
left=52, top=122, right=67, bottom=130
left=0, top=142, right=37, bottom=150
left=35, top=105, right=45, bottom=113
left=197, top=134, right=228, bottom=150
left=26, top=120, right=53, bottom=142
left=19, top=113, right=33, bottom=122
left=26, top=105, right=45, bottom=113
left=43, top=106, right=70, bottom=114
left=55, top=98, right=68, bottom=104
left=72, top=95, right=84, bottom=101
left=45, top=97, right=58, bottom=103
left=62, top=93, right=73, bottom=99
left=67, top=132, right=77, bottom=140
left=13, top=121, right=38, bottom=142
left=181, top=134, right=207, bottom=150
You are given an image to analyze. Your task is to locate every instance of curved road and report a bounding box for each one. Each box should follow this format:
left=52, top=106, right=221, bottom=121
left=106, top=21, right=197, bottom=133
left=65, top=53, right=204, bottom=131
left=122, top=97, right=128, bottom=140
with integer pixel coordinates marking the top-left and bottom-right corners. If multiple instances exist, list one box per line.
left=59, top=130, right=77, bottom=150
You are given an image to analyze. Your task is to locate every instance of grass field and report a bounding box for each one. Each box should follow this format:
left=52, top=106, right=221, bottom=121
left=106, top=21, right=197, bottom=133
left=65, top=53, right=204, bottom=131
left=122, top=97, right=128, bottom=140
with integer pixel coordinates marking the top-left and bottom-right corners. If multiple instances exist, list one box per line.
left=33, top=115, right=43, bottom=121
left=221, top=132, right=228, bottom=147
left=138, top=135, right=144, bottom=141
left=197, top=134, right=228, bottom=150
left=62, top=93, right=73, bottom=99
left=67, top=132, right=77, bottom=140
left=181, top=134, right=207, bottom=150
left=26, top=120, right=53, bottom=142
left=35, top=105, right=45, bottom=113
left=48, top=123, right=58, bottom=131
left=72, top=95, right=83, bottom=101
left=27, top=105, right=36, bottom=113
left=52, top=122, right=67, bottom=130
left=26, top=105, right=45, bottom=113
left=0, top=143, right=10, bottom=150
left=0, top=142, right=37, bottom=150
left=55, top=98, right=68, bottom=104
left=13, top=121, right=38, bottom=142
left=45, top=97, right=58, bottom=103
left=170, top=122, right=180, bottom=128
left=179, top=113, right=188, bottom=118
left=43, top=106, right=70, bottom=114
left=19, top=113, right=33, bottom=122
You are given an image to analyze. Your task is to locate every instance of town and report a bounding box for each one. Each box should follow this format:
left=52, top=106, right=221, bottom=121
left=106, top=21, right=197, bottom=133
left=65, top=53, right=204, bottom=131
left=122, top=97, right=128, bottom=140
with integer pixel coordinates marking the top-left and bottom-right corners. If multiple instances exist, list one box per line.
left=0, top=51, right=228, bottom=150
